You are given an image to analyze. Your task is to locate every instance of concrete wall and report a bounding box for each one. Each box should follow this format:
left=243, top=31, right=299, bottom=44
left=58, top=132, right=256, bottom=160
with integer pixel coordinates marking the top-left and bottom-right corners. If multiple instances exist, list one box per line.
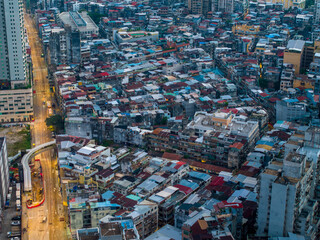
left=268, top=183, right=288, bottom=237
left=283, top=51, right=302, bottom=75
left=65, top=118, right=92, bottom=139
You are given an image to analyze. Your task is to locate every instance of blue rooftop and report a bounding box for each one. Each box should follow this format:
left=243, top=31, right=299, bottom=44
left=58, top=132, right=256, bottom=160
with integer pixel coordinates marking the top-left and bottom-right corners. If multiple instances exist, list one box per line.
left=188, top=171, right=211, bottom=182
left=256, top=140, right=274, bottom=146
left=89, top=201, right=120, bottom=209
left=284, top=98, right=299, bottom=103
left=121, top=220, right=134, bottom=229
left=102, top=190, right=115, bottom=201
left=179, top=179, right=199, bottom=190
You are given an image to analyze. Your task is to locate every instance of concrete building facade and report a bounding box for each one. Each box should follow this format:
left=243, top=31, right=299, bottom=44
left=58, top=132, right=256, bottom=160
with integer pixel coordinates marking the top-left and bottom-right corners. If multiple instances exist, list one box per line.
left=212, top=0, right=234, bottom=13
left=283, top=40, right=305, bottom=75
left=49, top=28, right=67, bottom=66
left=276, top=99, right=307, bottom=122
left=0, top=88, right=33, bottom=122
left=188, top=0, right=213, bottom=15
left=316, top=0, right=320, bottom=24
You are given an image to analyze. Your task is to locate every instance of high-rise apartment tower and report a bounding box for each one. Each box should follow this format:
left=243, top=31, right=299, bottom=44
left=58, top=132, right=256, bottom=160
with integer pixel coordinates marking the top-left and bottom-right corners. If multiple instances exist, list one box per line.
left=0, top=0, right=27, bottom=87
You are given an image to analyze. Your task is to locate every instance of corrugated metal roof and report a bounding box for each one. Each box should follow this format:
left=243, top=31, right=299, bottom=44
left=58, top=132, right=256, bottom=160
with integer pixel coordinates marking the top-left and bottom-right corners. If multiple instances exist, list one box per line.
left=286, top=40, right=305, bottom=52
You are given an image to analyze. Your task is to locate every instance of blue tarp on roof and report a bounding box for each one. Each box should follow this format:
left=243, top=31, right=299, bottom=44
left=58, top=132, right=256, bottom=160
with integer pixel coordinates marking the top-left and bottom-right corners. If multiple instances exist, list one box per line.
left=102, top=190, right=115, bottom=201
left=241, top=97, right=253, bottom=102
left=60, top=164, right=73, bottom=170
left=256, top=140, right=274, bottom=146
left=284, top=98, right=299, bottom=103
left=193, top=75, right=204, bottom=81
left=121, top=220, right=134, bottom=229
left=89, top=201, right=120, bottom=209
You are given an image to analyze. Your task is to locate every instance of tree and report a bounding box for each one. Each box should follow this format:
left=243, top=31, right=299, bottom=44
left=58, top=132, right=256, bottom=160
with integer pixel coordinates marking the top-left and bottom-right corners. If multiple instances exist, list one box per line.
left=305, top=0, right=314, bottom=8
left=45, top=115, right=64, bottom=132
left=161, top=117, right=168, bottom=125
left=88, top=12, right=105, bottom=25
left=135, top=115, right=143, bottom=123
left=258, top=77, right=268, bottom=89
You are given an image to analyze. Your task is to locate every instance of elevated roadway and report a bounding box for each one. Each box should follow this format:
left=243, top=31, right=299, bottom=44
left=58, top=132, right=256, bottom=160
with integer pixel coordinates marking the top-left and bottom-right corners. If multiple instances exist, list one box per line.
left=22, top=140, right=57, bottom=192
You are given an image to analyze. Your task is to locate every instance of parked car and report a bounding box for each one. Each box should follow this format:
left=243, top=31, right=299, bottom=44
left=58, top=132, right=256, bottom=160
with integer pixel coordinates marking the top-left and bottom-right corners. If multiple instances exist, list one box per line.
left=11, top=216, right=21, bottom=221
left=11, top=221, right=20, bottom=226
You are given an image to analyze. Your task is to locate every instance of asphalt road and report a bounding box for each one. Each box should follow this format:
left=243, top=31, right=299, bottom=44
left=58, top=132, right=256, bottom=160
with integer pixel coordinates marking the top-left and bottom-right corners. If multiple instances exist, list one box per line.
left=22, top=13, right=69, bottom=240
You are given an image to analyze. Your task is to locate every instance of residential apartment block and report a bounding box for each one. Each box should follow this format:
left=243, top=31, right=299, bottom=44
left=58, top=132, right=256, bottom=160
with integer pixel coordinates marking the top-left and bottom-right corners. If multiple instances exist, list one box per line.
left=256, top=153, right=319, bottom=238
left=0, top=88, right=33, bottom=122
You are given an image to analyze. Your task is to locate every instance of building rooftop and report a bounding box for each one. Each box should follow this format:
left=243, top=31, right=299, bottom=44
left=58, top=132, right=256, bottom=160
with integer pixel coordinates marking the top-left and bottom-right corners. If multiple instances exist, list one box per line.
left=145, top=224, right=182, bottom=240
left=286, top=40, right=305, bottom=52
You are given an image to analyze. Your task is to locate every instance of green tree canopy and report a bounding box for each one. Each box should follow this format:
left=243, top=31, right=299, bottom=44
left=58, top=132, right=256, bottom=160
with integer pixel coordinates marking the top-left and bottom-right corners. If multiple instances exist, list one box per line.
left=45, top=115, right=64, bottom=132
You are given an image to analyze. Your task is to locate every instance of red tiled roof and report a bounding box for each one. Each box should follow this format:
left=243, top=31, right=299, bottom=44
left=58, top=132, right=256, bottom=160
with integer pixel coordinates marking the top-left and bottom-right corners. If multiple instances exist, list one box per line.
left=97, top=169, right=114, bottom=178
left=114, top=209, right=127, bottom=216
left=183, top=159, right=231, bottom=174
left=174, top=164, right=182, bottom=169
left=162, top=152, right=182, bottom=161
left=177, top=161, right=186, bottom=165
left=268, top=130, right=290, bottom=141
left=259, top=92, right=269, bottom=97
left=297, top=96, right=307, bottom=101
left=209, top=176, right=224, bottom=186
left=221, top=108, right=238, bottom=114
left=229, top=142, right=244, bottom=150
left=100, top=72, right=109, bottom=76
left=63, top=94, right=71, bottom=100
left=174, top=184, right=193, bottom=195
left=268, top=97, right=280, bottom=103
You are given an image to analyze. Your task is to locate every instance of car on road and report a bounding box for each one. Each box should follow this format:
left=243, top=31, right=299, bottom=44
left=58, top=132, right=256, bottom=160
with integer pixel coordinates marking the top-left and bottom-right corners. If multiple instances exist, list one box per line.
left=7, top=232, right=21, bottom=238
left=11, top=216, right=21, bottom=221
left=11, top=221, right=20, bottom=226
left=10, top=237, right=20, bottom=240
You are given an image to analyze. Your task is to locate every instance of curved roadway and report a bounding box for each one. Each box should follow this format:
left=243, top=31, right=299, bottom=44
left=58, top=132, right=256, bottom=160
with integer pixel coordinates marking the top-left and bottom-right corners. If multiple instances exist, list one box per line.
left=22, top=140, right=56, bottom=192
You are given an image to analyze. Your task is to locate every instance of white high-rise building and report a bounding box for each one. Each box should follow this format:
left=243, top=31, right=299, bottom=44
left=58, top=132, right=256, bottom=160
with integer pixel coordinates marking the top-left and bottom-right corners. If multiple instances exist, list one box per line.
left=256, top=152, right=320, bottom=238
left=0, top=0, right=27, bottom=87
